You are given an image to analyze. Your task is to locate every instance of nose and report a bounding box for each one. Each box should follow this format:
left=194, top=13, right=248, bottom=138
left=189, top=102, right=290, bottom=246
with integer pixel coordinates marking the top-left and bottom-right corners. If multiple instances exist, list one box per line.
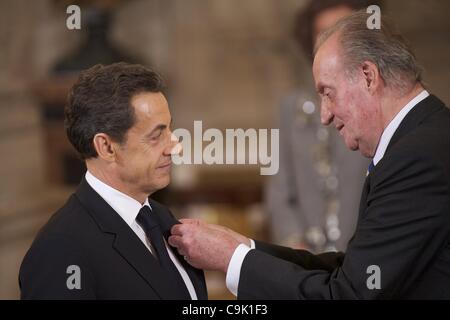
left=320, top=103, right=334, bottom=126
left=165, top=131, right=182, bottom=156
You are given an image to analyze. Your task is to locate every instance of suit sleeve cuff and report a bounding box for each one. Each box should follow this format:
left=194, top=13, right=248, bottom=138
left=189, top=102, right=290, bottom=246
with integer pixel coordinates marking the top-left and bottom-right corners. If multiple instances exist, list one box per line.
left=225, top=243, right=253, bottom=297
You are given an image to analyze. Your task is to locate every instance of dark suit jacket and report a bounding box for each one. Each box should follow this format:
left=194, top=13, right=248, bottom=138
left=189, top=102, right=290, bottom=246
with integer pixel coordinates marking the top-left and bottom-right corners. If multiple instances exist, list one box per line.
left=19, top=178, right=207, bottom=299
left=239, top=94, right=450, bottom=299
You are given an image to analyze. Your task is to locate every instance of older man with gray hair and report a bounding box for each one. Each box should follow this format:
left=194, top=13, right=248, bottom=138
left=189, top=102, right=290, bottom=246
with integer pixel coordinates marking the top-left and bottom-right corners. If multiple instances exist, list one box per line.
left=169, top=11, right=450, bottom=299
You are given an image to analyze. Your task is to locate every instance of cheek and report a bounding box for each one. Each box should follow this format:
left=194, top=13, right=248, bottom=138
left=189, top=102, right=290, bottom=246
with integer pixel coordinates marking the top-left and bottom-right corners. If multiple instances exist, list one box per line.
left=145, top=148, right=165, bottom=172
left=356, top=94, right=377, bottom=126
left=343, top=90, right=367, bottom=128
left=146, top=156, right=160, bottom=173
left=334, top=95, right=354, bottom=125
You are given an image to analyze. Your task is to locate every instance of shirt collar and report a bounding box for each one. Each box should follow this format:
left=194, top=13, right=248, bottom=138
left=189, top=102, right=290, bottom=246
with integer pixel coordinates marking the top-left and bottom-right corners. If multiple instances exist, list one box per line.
left=85, top=171, right=151, bottom=227
left=372, top=90, right=429, bottom=166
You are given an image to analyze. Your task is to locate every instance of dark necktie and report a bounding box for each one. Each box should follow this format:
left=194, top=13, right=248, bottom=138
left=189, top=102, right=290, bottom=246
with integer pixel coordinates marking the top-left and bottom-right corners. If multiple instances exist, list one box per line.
left=366, top=160, right=375, bottom=176
left=136, top=205, right=191, bottom=299
left=368, top=161, right=375, bottom=172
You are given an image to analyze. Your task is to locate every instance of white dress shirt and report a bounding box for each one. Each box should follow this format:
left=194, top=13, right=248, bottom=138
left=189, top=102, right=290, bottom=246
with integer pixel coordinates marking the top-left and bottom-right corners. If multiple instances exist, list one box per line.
left=85, top=171, right=198, bottom=299
left=225, top=90, right=430, bottom=297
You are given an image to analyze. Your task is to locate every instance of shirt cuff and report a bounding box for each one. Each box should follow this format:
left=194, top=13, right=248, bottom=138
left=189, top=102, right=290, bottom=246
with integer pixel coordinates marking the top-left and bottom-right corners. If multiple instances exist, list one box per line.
left=249, top=239, right=255, bottom=249
left=225, top=243, right=253, bottom=297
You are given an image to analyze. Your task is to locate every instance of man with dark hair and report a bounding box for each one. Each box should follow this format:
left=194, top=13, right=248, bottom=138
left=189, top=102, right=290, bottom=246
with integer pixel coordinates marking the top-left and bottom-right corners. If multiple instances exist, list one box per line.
left=19, top=62, right=207, bottom=300
left=170, top=11, right=450, bottom=299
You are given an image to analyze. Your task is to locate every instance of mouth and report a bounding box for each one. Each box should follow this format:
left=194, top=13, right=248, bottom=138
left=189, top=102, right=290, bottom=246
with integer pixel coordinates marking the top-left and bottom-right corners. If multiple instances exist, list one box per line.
left=157, top=161, right=172, bottom=169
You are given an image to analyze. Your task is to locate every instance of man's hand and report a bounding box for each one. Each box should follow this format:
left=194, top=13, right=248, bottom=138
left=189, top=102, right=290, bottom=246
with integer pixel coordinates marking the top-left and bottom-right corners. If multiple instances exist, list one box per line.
left=168, top=219, right=250, bottom=273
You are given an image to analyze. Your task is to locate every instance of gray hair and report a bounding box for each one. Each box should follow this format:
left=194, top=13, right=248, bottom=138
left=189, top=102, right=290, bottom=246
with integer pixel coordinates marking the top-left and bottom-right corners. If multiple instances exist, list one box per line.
left=314, top=10, right=422, bottom=92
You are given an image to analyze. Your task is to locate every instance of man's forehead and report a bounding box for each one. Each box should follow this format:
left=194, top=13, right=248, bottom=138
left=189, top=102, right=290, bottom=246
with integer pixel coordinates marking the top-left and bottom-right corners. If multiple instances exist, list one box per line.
left=132, top=92, right=167, bottom=112
left=313, top=37, right=342, bottom=86
left=314, top=32, right=341, bottom=67
left=131, top=92, right=171, bottom=128
left=132, top=92, right=170, bottom=123
left=313, top=57, right=339, bottom=89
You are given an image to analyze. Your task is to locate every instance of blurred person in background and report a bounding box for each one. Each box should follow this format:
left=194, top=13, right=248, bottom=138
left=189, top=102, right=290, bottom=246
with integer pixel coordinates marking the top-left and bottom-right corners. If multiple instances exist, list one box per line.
left=265, top=0, right=376, bottom=252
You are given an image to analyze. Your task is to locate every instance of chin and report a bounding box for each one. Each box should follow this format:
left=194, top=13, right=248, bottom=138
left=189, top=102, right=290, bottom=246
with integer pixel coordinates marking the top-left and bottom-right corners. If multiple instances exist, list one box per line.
left=358, top=144, right=374, bottom=158
left=361, top=149, right=375, bottom=158
left=343, top=136, right=359, bottom=151
left=158, top=175, right=171, bottom=189
left=147, top=176, right=171, bottom=195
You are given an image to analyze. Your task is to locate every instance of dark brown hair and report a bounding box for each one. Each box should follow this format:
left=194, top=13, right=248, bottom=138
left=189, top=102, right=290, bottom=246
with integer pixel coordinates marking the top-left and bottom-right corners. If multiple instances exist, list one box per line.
left=65, top=62, right=165, bottom=159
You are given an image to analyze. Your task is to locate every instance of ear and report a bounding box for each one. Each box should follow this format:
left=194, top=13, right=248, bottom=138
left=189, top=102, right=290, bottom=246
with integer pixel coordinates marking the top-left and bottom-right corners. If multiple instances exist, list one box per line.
left=92, top=133, right=117, bottom=162
left=361, top=61, right=381, bottom=94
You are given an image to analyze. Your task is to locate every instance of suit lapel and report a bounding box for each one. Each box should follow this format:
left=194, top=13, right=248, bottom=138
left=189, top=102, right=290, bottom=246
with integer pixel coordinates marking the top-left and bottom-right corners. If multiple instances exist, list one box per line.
left=358, top=95, right=446, bottom=220
left=359, top=176, right=371, bottom=218
left=75, top=178, right=188, bottom=299
left=385, top=95, right=445, bottom=155
left=149, top=199, right=208, bottom=300
left=111, top=230, right=189, bottom=299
